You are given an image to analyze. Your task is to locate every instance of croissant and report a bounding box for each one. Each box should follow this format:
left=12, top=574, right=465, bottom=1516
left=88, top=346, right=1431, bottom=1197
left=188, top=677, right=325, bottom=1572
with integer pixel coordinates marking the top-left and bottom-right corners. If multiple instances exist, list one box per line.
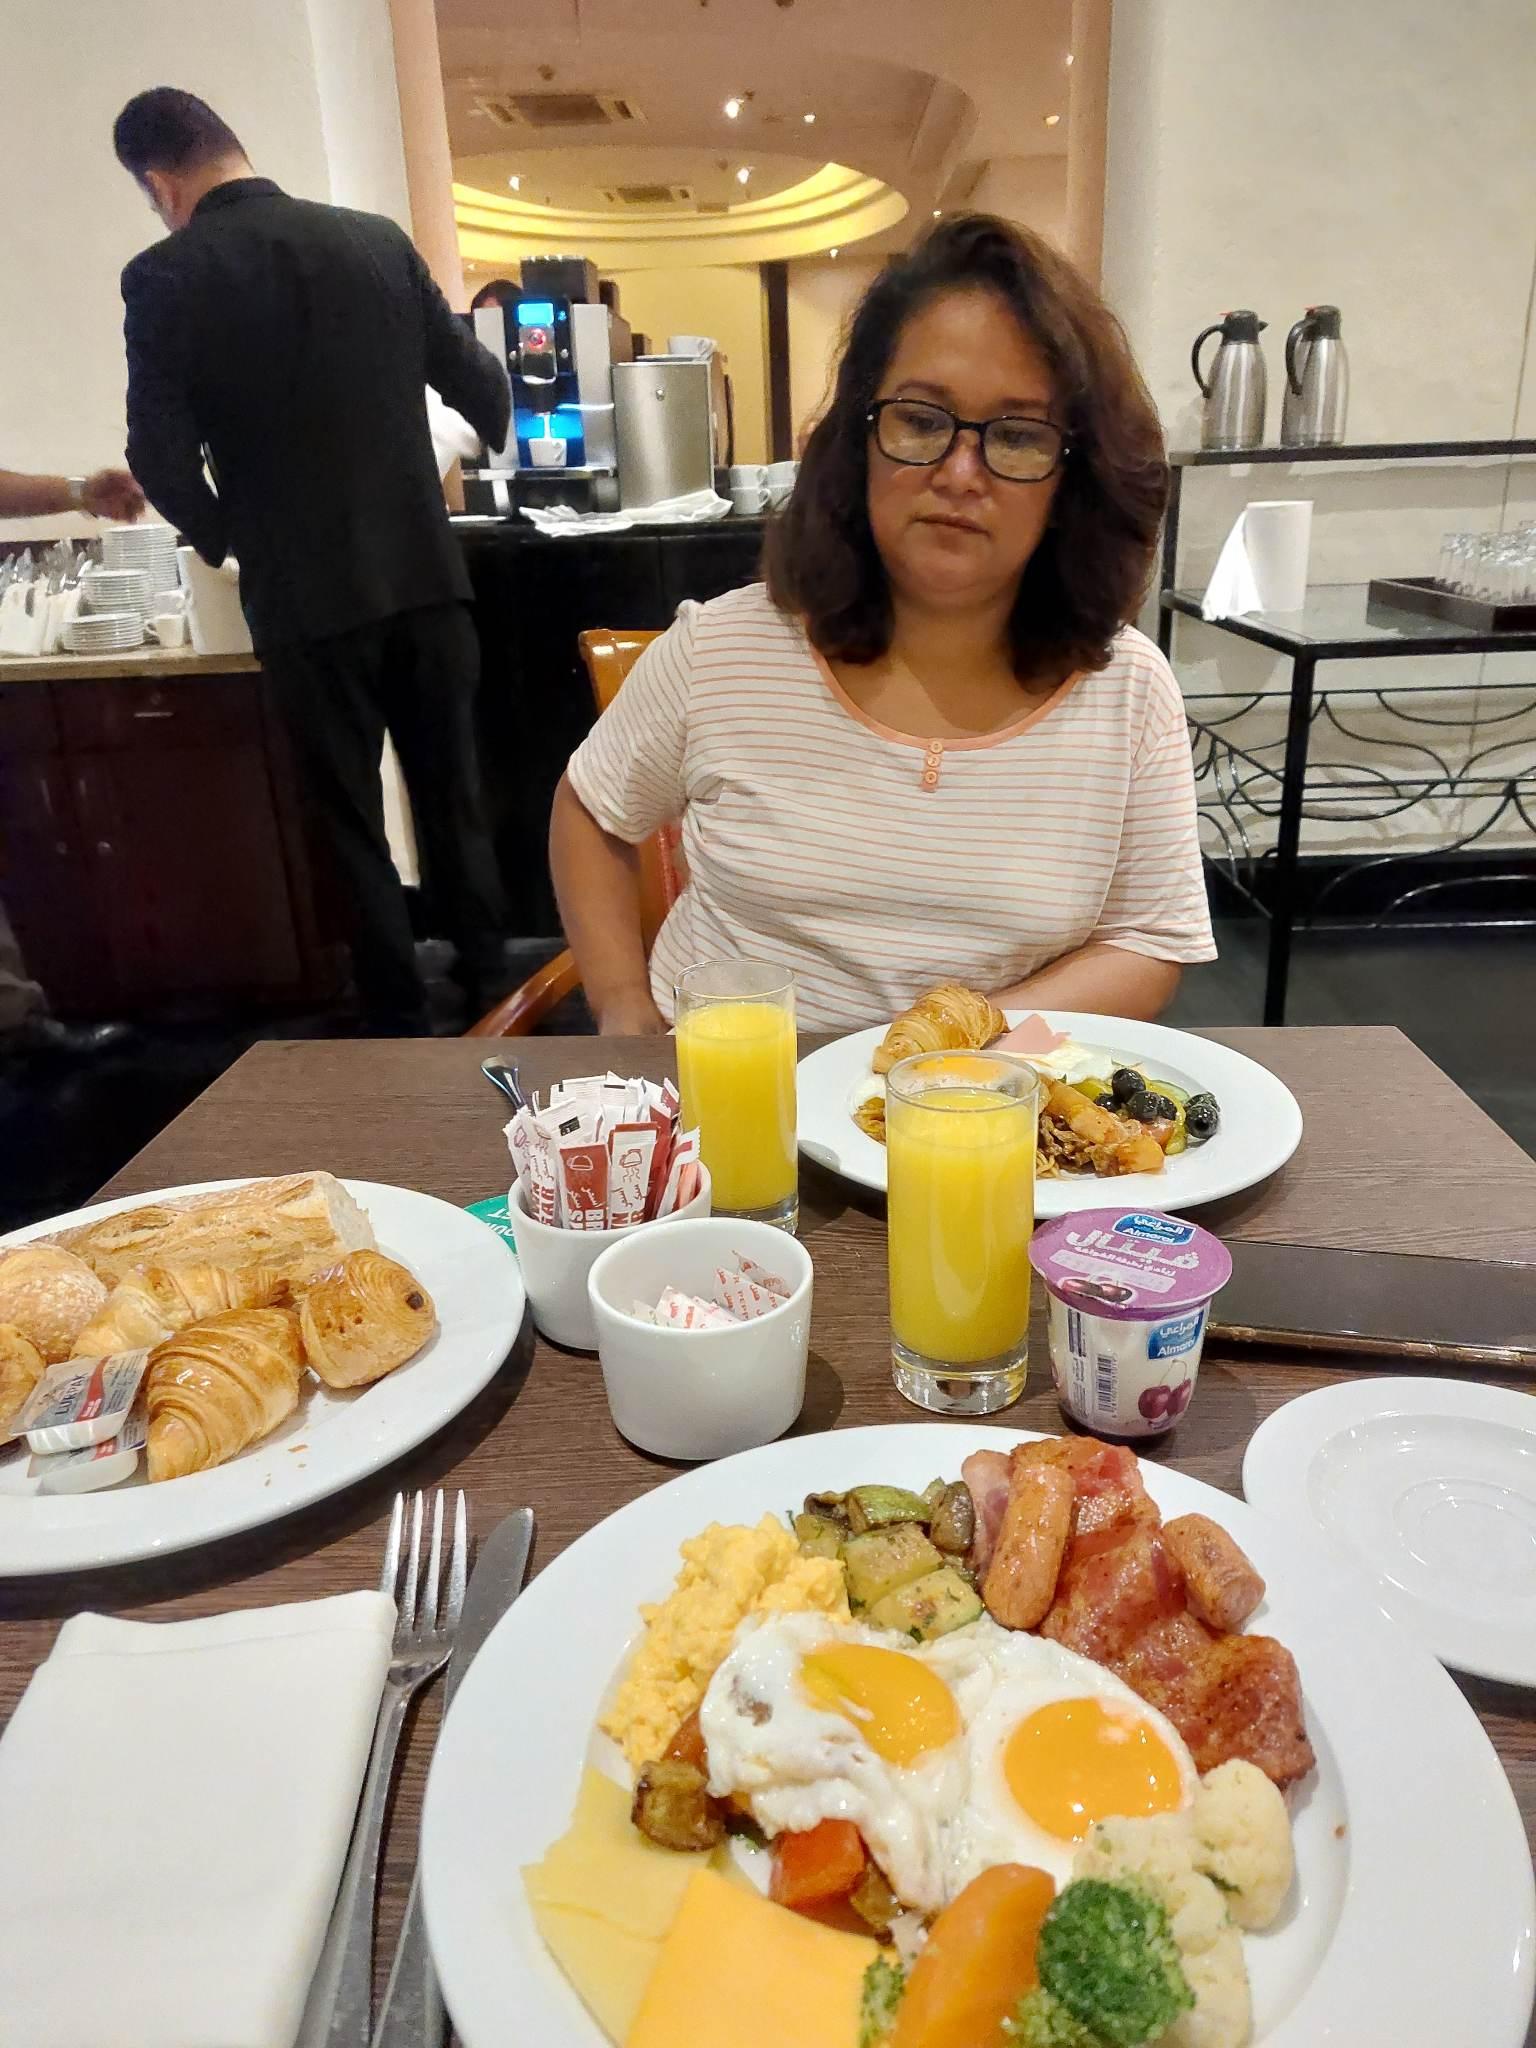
left=74, top=1263, right=291, bottom=1358
left=299, top=1252, right=437, bottom=1389
left=0, top=1245, right=108, bottom=1363
left=0, top=1323, right=46, bottom=1438
left=145, top=1307, right=305, bottom=1482
left=871, top=984, right=1009, bottom=1074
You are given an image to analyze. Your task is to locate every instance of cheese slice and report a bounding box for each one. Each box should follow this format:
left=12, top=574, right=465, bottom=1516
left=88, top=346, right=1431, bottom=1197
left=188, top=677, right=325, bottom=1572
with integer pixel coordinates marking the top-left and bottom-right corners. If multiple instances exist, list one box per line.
left=626, top=1867, right=879, bottom=2048
left=523, top=1767, right=720, bottom=2042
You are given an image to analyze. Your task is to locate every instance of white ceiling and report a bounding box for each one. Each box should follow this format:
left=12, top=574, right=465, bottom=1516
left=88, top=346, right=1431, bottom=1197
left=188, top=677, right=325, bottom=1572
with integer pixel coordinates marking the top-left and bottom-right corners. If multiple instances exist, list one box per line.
left=437, top=0, right=1072, bottom=253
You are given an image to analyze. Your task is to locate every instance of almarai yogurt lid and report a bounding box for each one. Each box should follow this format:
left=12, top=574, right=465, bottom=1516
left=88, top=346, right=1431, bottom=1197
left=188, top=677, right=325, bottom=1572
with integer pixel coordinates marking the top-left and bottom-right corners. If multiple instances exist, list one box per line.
left=1028, top=1209, right=1232, bottom=1320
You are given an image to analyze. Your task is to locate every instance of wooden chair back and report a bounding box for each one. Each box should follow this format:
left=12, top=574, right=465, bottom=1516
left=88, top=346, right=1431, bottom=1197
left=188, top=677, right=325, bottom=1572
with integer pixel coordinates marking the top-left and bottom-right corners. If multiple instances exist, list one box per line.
left=576, top=629, right=681, bottom=949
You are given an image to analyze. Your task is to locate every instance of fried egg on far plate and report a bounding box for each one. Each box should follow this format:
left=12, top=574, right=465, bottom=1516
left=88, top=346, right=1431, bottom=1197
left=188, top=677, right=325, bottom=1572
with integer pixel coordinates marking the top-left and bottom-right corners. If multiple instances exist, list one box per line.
left=699, top=1611, right=1196, bottom=1912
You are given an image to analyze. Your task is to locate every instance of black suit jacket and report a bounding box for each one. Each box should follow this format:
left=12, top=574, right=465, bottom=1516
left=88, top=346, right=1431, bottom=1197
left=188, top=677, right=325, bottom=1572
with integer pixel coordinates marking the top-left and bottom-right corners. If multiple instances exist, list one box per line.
left=122, top=179, right=509, bottom=651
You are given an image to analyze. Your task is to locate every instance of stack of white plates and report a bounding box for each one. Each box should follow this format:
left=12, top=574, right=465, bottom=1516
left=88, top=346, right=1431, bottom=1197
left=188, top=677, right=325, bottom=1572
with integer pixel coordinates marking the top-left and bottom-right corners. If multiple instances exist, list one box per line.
left=64, top=611, right=143, bottom=653
left=102, top=522, right=180, bottom=591
left=80, top=565, right=152, bottom=621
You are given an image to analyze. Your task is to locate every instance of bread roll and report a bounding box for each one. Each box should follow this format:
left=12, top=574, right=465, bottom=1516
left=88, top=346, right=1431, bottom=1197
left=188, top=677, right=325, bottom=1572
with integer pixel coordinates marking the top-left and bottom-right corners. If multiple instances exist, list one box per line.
left=0, top=1245, right=109, bottom=1363
left=0, top=1323, right=46, bottom=1437
left=300, top=1252, right=437, bottom=1389
left=51, top=1173, right=374, bottom=1288
left=145, top=1307, right=305, bottom=1482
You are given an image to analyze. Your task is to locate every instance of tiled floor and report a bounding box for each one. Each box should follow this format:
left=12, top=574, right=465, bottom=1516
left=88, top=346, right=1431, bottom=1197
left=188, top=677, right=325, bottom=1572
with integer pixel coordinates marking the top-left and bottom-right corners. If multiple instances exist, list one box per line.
left=1, top=919, right=1531, bottom=1234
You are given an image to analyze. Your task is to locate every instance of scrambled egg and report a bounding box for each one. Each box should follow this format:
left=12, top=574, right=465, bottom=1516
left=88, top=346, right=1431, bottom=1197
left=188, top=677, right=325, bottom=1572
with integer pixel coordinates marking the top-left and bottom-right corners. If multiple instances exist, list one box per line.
left=602, top=1515, right=848, bottom=1767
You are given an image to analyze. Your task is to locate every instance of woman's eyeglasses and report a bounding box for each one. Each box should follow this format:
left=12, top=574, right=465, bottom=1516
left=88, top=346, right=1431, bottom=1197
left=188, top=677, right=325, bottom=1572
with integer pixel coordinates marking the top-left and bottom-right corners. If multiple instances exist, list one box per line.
left=867, top=398, right=1069, bottom=483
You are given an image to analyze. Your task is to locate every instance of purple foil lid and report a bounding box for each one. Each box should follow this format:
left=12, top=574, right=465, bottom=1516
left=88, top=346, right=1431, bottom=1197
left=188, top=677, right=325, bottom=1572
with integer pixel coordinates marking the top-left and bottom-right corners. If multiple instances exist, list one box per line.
left=1029, top=1209, right=1233, bottom=1320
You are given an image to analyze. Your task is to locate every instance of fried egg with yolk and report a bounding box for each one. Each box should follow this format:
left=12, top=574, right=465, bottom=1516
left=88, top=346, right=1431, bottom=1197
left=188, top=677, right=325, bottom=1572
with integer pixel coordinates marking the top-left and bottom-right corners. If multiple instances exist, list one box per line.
left=698, top=1611, right=1196, bottom=1911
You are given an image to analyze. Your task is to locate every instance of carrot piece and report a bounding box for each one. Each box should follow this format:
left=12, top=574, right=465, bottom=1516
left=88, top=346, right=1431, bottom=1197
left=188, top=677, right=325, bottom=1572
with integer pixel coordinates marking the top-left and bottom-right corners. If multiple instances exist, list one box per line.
left=889, top=1863, right=1055, bottom=2048
left=663, top=1706, right=708, bottom=1771
left=769, top=1819, right=868, bottom=1909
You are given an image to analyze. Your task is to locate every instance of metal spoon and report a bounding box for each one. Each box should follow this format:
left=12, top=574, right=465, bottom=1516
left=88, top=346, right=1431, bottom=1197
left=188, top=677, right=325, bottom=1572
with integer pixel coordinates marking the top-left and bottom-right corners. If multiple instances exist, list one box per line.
left=480, top=1057, right=528, bottom=1113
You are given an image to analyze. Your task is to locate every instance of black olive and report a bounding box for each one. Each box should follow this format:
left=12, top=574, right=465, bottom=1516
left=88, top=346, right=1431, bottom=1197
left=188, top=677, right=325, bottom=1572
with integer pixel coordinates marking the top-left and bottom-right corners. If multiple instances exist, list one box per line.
left=1185, top=1094, right=1220, bottom=1140
left=1125, top=1088, right=1178, bottom=1124
left=1110, top=1066, right=1145, bottom=1105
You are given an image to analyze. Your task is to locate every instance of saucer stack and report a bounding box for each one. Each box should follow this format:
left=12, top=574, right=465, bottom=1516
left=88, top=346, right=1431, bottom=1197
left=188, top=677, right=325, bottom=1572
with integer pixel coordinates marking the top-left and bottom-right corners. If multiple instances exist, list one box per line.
left=102, top=522, right=180, bottom=594
left=63, top=610, right=144, bottom=653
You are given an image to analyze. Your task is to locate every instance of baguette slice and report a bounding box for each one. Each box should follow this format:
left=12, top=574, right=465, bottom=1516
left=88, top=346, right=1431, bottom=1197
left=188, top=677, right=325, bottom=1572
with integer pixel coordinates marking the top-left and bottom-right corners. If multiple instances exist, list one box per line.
left=50, top=1173, right=375, bottom=1288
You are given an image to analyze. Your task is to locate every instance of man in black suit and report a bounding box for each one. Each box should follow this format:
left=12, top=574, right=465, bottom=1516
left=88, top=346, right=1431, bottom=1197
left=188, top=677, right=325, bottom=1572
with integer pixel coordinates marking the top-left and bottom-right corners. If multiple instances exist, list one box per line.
left=115, top=87, right=512, bottom=1034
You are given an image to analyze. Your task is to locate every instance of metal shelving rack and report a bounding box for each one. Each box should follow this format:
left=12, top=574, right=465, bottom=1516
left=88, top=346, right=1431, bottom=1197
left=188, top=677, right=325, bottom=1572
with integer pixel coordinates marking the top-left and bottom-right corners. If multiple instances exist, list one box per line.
left=1157, top=440, right=1536, bottom=1022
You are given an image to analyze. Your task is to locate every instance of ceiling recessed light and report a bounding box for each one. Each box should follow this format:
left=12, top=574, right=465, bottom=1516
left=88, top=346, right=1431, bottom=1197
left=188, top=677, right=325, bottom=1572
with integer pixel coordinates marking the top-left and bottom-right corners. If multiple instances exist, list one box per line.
left=736, top=165, right=752, bottom=184
left=803, top=111, right=816, bottom=124
left=932, top=208, right=941, bottom=218
left=724, top=96, right=742, bottom=119
left=1044, top=112, right=1061, bottom=126
left=508, top=174, right=521, bottom=189
left=1065, top=51, right=1074, bottom=65
left=830, top=246, right=839, bottom=258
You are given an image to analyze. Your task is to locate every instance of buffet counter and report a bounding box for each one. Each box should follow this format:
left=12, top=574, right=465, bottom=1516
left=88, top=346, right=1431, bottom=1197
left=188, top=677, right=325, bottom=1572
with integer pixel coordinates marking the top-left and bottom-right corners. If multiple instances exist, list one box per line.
left=0, top=518, right=769, bottom=1013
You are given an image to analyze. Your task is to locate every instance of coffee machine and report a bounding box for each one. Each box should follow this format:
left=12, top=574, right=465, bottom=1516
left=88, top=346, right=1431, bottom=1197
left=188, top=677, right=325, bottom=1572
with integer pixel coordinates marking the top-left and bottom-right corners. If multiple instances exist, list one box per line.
left=467, top=255, right=632, bottom=513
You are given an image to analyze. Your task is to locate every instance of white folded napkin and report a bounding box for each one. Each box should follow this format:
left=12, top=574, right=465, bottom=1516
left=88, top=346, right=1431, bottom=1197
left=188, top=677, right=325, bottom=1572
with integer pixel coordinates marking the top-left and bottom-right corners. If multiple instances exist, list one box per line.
left=518, top=486, right=732, bottom=537
left=0, top=1591, right=393, bottom=2048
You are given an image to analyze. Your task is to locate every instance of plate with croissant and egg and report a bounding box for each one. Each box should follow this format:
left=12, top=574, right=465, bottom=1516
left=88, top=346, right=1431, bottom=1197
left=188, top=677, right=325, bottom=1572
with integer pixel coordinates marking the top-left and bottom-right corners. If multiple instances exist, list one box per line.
left=420, top=1423, right=1535, bottom=2048
left=796, top=992, right=1303, bottom=1214
left=0, top=1171, right=524, bottom=1575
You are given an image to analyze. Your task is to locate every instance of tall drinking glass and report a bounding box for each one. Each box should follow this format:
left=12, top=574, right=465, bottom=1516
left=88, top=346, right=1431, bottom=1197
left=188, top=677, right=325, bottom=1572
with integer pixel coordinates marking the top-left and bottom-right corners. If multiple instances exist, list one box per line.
left=674, top=960, right=798, bottom=1231
left=886, top=1050, right=1040, bottom=1414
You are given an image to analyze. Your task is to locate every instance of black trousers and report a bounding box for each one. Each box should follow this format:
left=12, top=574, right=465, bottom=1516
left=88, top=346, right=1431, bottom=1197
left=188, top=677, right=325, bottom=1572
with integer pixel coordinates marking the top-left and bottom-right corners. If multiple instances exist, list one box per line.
left=264, top=602, right=506, bottom=1029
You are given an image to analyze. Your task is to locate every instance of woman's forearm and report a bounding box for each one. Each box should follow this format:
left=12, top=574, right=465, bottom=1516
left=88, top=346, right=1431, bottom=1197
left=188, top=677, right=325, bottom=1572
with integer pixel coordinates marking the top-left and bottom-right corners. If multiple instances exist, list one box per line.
left=549, top=774, right=665, bottom=1032
left=993, top=943, right=1182, bottom=1022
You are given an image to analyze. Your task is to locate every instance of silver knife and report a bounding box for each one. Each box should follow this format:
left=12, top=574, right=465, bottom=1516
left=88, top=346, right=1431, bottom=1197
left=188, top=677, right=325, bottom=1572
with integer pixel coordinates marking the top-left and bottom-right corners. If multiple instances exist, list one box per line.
left=371, top=1507, right=535, bottom=2048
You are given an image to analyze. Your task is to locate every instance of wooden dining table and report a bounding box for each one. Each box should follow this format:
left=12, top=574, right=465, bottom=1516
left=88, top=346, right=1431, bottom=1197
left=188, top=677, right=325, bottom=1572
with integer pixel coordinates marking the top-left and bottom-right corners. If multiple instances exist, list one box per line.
left=4, top=1024, right=1536, bottom=2042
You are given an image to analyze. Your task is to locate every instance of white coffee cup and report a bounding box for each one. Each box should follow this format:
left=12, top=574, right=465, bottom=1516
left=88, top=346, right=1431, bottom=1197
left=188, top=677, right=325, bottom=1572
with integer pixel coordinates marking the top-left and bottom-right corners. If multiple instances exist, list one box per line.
left=588, top=1215, right=812, bottom=1460
left=145, top=612, right=188, bottom=648
left=730, top=485, right=769, bottom=517
left=729, top=463, right=767, bottom=489
left=765, top=459, right=798, bottom=508
left=528, top=436, right=567, bottom=469
left=508, top=1165, right=712, bottom=1352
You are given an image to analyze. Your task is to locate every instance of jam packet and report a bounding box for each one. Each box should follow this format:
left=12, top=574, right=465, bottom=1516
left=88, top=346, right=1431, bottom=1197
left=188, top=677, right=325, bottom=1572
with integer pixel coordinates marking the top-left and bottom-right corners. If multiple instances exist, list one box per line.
left=29, top=1410, right=148, bottom=1493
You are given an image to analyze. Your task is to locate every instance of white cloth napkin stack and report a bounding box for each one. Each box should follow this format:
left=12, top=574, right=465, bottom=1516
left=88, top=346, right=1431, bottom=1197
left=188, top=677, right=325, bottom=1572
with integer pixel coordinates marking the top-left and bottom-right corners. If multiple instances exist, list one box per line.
left=517, top=485, right=731, bottom=537
left=0, top=1590, right=393, bottom=2048
left=1200, top=499, right=1314, bottom=620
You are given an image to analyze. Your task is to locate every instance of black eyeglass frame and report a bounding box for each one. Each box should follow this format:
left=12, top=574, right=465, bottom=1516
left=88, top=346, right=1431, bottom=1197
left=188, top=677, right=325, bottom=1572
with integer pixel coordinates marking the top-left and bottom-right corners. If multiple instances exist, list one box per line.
left=865, top=398, right=1071, bottom=482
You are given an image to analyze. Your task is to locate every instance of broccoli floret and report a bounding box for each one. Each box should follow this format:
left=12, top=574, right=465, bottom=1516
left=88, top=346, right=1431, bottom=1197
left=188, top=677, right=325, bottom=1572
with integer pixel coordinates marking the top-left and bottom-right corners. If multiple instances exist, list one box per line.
left=1035, top=1878, right=1193, bottom=2048
left=858, top=1955, right=905, bottom=2048
left=1006, top=1986, right=1104, bottom=2046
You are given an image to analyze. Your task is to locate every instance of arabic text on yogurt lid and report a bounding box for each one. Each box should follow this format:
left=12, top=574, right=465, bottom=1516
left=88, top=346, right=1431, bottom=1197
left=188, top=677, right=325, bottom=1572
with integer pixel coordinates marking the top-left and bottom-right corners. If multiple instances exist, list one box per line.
left=1028, top=1209, right=1232, bottom=1320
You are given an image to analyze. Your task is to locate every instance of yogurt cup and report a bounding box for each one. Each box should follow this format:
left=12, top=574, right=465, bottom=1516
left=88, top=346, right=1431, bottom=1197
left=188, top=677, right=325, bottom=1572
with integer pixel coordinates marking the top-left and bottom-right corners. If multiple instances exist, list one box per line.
left=1028, top=1209, right=1232, bottom=1438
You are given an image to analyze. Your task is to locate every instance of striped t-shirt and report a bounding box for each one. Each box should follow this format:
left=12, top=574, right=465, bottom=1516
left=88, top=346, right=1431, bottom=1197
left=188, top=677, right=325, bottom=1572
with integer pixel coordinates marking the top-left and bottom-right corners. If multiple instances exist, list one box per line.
left=566, top=582, right=1215, bottom=1030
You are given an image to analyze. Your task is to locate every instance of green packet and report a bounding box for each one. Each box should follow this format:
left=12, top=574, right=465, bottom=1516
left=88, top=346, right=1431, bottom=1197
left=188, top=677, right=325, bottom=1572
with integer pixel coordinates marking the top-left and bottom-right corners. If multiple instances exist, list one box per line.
left=465, top=1194, right=518, bottom=1253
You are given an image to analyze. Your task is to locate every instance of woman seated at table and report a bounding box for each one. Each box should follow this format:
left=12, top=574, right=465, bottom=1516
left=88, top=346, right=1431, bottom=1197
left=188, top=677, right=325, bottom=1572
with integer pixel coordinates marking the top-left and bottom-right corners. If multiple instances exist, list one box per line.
left=550, top=213, right=1214, bottom=1034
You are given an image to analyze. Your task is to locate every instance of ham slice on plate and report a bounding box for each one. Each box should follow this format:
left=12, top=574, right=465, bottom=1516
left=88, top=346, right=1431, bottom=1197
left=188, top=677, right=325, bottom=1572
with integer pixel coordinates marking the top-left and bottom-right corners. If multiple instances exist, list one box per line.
left=994, top=1013, right=1071, bottom=1057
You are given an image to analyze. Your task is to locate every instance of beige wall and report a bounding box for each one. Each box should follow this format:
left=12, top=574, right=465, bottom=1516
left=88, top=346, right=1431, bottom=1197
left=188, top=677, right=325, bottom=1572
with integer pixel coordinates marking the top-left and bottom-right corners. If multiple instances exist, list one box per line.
left=969, top=158, right=1069, bottom=252
left=0, top=0, right=409, bottom=539
left=606, top=265, right=769, bottom=465
left=784, top=256, right=882, bottom=446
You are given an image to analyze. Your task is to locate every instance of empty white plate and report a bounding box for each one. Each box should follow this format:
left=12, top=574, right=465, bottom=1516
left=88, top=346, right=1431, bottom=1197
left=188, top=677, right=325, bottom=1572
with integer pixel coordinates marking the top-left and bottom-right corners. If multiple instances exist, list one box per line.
left=1243, top=1377, right=1536, bottom=1686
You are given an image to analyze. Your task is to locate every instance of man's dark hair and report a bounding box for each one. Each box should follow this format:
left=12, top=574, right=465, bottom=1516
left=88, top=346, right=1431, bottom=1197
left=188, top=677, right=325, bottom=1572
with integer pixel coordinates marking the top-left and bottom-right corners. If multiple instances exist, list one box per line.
left=765, top=213, right=1169, bottom=682
left=113, top=88, right=244, bottom=179
left=470, top=278, right=520, bottom=312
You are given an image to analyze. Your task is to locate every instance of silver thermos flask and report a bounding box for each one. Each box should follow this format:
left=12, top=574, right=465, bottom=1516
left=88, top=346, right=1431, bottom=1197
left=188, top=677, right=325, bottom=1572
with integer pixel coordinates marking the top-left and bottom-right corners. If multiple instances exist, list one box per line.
left=1192, top=310, right=1268, bottom=451
left=1280, top=305, right=1348, bottom=446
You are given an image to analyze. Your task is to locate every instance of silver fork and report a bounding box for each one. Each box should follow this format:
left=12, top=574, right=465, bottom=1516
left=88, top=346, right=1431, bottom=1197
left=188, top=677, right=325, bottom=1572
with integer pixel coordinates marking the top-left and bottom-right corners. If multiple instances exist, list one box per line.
left=296, top=1490, right=469, bottom=2048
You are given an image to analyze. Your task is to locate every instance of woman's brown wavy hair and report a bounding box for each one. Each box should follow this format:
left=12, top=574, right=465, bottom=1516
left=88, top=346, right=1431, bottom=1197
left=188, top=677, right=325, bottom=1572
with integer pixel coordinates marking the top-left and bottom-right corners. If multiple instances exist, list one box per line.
left=764, top=214, right=1169, bottom=681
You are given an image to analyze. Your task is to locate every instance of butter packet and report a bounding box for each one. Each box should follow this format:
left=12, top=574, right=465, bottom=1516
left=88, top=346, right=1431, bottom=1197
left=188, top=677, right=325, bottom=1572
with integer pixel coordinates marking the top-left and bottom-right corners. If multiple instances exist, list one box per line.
left=13, top=1351, right=151, bottom=1454
left=30, top=1411, right=148, bottom=1494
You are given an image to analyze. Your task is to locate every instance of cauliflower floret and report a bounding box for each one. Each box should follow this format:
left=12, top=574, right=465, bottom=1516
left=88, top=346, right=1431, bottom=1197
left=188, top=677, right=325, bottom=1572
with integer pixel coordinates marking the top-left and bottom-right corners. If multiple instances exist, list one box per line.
left=1190, top=1760, right=1294, bottom=1930
left=1073, top=1814, right=1228, bottom=1959
left=1162, top=1920, right=1251, bottom=2048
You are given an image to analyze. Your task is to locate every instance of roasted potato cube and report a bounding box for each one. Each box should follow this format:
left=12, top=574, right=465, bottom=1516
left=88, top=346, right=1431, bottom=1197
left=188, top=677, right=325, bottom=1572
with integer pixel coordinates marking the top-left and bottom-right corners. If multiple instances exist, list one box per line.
left=631, top=1758, right=725, bottom=1852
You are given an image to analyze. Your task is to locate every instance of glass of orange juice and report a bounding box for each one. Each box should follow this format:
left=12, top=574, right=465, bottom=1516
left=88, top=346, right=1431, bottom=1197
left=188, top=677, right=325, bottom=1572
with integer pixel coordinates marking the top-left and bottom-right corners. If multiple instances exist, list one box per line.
left=674, top=960, right=798, bottom=1231
left=886, top=1049, right=1040, bottom=1413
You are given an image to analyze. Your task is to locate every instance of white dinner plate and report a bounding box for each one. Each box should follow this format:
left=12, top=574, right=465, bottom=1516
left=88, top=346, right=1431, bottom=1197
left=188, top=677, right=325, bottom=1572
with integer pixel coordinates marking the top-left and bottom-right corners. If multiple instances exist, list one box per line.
left=1243, top=1377, right=1536, bottom=1688
left=796, top=1009, right=1303, bottom=1215
left=421, top=1422, right=1535, bottom=2048
left=0, top=1178, right=525, bottom=1575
